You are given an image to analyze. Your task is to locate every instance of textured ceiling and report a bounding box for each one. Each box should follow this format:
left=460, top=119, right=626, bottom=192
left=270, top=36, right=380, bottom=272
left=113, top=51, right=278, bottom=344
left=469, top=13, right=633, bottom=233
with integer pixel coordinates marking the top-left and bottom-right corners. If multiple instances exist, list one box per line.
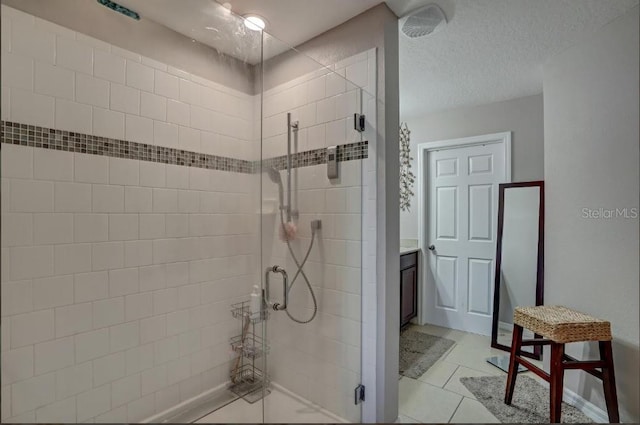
left=399, top=0, right=639, bottom=118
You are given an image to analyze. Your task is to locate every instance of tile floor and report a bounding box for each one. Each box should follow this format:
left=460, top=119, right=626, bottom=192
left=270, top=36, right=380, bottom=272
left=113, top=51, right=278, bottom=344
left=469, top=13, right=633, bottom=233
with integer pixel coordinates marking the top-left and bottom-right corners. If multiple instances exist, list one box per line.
left=195, top=387, right=342, bottom=423
left=195, top=323, right=544, bottom=424
left=397, top=324, right=545, bottom=423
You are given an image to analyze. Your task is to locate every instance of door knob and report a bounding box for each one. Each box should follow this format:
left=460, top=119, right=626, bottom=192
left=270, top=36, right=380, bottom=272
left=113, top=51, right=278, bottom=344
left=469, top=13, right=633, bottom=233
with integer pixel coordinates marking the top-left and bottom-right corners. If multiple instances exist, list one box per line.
left=428, top=245, right=435, bottom=251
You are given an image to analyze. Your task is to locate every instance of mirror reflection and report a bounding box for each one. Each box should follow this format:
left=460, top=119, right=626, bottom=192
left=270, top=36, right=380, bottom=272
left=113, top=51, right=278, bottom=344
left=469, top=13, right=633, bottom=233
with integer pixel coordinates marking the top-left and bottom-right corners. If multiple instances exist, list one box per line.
left=492, top=181, right=544, bottom=359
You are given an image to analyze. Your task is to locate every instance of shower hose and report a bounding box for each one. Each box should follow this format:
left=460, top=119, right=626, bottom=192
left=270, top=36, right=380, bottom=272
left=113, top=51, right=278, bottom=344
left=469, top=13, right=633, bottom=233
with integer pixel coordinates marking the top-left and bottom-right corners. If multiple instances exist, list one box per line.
left=279, top=208, right=318, bottom=324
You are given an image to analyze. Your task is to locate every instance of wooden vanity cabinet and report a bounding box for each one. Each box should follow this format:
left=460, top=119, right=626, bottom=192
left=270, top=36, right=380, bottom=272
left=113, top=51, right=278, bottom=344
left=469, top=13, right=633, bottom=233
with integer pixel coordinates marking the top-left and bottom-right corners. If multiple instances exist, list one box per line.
left=400, top=251, right=418, bottom=328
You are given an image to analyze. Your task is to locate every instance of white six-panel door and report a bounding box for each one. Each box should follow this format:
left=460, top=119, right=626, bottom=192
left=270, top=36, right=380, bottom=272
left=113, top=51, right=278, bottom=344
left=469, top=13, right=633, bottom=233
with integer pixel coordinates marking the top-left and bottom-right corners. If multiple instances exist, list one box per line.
left=424, top=141, right=506, bottom=335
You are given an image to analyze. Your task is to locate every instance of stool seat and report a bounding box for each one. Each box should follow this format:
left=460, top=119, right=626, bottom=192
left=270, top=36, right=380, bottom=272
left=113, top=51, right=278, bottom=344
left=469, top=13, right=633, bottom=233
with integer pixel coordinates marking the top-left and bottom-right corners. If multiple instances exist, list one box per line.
left=506, top=305, right=619, bottom=423
left=514, top=305, right=611, bottom=343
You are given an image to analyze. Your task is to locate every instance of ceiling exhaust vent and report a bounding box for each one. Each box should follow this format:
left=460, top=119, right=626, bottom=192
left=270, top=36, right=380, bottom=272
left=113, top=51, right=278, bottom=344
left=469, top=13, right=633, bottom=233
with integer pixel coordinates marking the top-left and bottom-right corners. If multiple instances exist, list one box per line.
left=401, top=4, right=447, bottom=38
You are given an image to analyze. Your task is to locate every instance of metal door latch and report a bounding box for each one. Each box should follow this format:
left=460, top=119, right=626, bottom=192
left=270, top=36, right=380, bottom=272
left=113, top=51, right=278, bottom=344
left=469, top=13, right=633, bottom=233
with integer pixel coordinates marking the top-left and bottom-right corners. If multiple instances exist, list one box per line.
left=354, top=113, right=365, bottom=132
left=354, top=384, right=365, bottom=405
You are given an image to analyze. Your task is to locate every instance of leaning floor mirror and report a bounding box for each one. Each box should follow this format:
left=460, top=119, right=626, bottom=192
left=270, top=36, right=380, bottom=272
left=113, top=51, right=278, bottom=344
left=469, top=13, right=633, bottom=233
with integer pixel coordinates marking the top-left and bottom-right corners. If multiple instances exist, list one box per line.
left=490, top=181, right=545, bottom=369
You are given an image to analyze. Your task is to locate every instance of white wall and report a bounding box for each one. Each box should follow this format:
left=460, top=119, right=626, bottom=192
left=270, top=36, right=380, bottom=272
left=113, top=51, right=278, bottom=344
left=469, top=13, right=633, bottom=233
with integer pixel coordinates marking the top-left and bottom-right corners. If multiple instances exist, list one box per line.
left=401, top=94, right=544, bottom=239
left=543, top=6, right=639, bottom=422
left=1, top=6, right=258, bottom=422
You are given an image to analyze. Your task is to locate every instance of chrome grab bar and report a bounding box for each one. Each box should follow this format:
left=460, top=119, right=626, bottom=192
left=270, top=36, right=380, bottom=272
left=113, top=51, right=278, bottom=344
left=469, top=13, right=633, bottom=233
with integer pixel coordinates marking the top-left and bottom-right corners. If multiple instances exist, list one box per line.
left=265, top=265, right=288, bottom=311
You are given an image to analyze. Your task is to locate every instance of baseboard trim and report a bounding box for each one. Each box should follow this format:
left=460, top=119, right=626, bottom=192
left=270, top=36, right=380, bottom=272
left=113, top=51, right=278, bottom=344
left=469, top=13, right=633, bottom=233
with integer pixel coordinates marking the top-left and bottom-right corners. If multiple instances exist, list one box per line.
left=498, top=320, right=513, bottom=332
left=538, top=379, right=608, bottom=423
left=562, top=386, right=609, bottom=423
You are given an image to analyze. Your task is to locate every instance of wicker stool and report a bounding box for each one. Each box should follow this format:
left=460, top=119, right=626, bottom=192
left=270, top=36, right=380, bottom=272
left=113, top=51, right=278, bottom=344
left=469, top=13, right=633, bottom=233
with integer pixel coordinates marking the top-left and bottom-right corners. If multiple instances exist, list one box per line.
left=505, top=305, right=619, bottom=423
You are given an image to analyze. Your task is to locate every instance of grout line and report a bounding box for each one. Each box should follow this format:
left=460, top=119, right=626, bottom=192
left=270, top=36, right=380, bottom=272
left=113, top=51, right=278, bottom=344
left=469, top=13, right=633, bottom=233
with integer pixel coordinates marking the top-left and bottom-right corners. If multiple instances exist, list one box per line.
left=442, top=364, right=461, bottom=389
left=447, top=394, right=465, bottom=423
left=400, top=412, right=424, bottom=424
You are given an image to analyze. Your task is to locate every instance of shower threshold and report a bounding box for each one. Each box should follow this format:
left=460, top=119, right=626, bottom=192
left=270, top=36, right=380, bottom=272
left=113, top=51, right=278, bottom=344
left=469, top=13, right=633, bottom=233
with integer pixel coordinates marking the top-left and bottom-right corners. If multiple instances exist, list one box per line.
left=147, top=383, right=346, bottom=423
left=151, top=383, right=269, bottom=423
left=195, top=385, right=346, bottom=423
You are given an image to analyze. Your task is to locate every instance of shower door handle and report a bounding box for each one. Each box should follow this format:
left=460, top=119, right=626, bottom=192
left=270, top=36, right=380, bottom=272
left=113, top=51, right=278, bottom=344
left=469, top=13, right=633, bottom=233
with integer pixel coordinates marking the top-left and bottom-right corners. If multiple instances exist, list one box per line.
left=265, top=265, right=288, bottom=311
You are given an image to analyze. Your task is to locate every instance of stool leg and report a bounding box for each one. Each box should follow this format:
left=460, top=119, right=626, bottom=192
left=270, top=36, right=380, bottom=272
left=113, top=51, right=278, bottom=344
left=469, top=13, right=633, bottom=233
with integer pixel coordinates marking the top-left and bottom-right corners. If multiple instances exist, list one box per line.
left=599, top=341, right=620, bottom=423
left=550, top=342, right=565, bottom=423
left=505, top=324, right=523, bottom=405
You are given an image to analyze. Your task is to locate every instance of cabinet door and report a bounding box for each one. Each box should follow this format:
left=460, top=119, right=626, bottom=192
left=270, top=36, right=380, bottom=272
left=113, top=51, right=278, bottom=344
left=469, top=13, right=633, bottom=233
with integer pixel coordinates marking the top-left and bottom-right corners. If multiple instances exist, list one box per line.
left=401, top=266, right=417, bottom=327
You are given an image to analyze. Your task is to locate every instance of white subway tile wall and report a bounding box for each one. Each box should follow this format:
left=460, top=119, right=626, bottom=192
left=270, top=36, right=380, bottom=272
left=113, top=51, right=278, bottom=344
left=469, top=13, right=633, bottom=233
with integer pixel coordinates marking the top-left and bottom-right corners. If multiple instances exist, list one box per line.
left=262, top=161, right=364, bottom=422
left=258, top=49, right=375, bottom=422
left=1, top=6, right=254, bottom=162
left=1, top=4, right=376, bottom=423
left=1, top=5, right=258, bottom=423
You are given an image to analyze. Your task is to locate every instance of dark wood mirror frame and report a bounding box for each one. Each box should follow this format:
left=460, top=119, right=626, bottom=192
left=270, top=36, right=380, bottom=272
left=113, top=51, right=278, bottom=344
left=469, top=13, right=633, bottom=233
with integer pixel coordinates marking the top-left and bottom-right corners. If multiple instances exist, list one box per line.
left=491, top=181, right=545, bottom=360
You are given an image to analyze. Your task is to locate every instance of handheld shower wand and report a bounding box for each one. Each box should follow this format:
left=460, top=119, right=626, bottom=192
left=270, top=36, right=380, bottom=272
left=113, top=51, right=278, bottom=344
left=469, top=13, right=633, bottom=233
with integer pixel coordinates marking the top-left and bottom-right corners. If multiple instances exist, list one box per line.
left=264, top=164, right=319, bottom=324
left=266, top=167, right=285, bottom=208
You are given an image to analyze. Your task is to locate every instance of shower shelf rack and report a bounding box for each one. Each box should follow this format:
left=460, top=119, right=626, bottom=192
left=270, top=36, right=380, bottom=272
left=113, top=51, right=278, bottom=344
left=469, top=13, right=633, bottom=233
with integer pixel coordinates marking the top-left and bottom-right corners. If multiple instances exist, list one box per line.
left=228, top=300, right=270, bottom=403
left=230, top=300, right=269, bottom=324
left=230, top=332, right=269, bottom=360
left=228, top=364, right=270, bottom=401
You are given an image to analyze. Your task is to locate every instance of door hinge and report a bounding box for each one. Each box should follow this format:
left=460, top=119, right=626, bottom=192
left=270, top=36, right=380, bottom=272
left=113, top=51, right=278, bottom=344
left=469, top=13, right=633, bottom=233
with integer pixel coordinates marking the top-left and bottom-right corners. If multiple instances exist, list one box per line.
left=354, top=384, right=365, bottom=405
left=354, top=113, right=365, bottom=132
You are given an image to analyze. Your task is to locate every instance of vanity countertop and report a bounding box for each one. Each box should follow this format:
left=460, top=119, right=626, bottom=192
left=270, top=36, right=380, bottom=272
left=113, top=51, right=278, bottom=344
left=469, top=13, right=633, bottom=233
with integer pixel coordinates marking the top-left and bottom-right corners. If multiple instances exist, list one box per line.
left=400, top=247, right=420, bottom=255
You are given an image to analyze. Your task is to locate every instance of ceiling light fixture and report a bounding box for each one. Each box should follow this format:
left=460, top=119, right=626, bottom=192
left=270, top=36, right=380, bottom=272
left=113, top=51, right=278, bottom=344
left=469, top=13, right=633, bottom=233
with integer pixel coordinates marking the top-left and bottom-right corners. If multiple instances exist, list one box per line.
left=243, top=15, right=266, bottom=31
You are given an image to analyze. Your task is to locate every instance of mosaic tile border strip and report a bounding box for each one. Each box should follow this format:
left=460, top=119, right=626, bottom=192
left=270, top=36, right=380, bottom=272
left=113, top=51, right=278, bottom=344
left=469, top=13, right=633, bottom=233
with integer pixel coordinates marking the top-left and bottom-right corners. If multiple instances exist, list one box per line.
left=1, top=121, right=368, bottom=174
left=261, top=141, right=369, bottom=171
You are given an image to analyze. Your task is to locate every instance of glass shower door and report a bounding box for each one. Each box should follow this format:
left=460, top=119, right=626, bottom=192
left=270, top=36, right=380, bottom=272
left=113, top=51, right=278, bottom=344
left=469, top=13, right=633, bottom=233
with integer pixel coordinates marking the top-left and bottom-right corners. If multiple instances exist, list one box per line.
left=258, top=33, right=370, bottom=423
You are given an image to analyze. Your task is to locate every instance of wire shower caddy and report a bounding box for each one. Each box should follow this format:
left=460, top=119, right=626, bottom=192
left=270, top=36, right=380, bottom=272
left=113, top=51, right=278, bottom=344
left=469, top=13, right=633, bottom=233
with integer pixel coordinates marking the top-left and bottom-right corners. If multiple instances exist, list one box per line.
left=228, top=300, right=270, bottom=403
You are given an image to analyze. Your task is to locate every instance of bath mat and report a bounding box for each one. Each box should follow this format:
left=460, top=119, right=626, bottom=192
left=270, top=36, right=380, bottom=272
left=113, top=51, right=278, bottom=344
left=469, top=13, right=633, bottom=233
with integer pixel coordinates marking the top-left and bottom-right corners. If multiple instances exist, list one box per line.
left=460, top=375, right=592, bottom=423
left=399, top=328, right=455, bottom=378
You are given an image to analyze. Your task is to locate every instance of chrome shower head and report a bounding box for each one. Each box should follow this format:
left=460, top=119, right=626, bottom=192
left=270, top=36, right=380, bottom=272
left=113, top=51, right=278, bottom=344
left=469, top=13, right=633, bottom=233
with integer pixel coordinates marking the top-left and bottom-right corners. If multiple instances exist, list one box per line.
left=265, top=167, right=282, bottom=185
left=265, top=167, right=284, bottom=208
